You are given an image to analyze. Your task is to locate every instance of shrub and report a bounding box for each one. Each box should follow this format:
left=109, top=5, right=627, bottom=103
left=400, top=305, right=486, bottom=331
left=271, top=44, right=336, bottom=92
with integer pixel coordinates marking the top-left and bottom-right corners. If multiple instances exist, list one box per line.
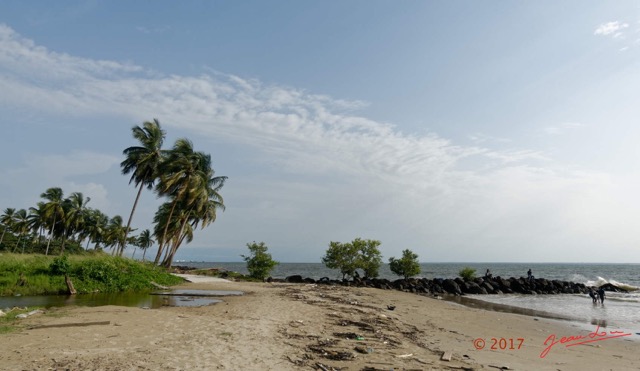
left=459, top=267, right=476, bottom=281
left=49, top=255, right=70, bottom=275
left=389, top=249, right=421, bottom=279
left=241, top=241, right=278, bottom=280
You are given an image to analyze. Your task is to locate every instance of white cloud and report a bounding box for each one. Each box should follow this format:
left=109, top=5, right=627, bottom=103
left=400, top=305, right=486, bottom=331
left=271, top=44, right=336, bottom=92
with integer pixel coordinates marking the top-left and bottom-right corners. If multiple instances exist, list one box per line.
left=1, top=24, right=638, bottom=262
left=543, top=122, right=582, bottom=135
left=594, top=21, right=629, bottom=37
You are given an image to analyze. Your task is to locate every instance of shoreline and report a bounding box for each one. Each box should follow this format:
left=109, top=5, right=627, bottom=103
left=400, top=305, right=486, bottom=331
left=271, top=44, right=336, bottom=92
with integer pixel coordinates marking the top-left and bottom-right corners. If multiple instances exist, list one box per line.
left=1, top=280, right=638, bottom=370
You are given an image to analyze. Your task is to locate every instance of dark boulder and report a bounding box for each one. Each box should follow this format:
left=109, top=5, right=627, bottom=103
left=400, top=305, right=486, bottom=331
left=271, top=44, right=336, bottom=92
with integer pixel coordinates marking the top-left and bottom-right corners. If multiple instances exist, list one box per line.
left=442, top=279, right=462, bottom=295
left=285, top=275, right=304, bottom=283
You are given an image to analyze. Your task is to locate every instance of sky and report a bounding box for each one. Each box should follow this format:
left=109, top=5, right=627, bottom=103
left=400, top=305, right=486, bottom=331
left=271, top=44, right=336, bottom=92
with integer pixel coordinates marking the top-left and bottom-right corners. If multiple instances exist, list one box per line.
left=1, top=1, right=640, bottom=263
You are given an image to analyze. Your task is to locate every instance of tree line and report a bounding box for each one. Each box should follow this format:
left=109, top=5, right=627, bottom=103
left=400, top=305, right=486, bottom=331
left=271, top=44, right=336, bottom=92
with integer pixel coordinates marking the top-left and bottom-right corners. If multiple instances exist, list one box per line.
left=243, top=238, right=422, bottom=280
left=0, top=119, right=226, bottom=268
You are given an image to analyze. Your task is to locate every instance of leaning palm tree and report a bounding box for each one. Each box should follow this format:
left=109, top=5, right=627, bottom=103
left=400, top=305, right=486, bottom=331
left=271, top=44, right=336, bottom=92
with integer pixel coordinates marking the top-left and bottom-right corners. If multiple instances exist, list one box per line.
left=120, top=119, right=166, bottom=256
left=40, top=187, right=65, bottom=255
left=153, top=139, right=201, bottom=264
left=0, top=207, right=16, bottom=247
left=158, top=146, right=227, bottom=268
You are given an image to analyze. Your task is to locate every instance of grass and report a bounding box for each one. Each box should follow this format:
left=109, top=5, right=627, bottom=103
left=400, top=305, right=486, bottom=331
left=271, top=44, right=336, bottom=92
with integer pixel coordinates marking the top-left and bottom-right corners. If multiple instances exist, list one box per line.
left=0, top=252, right=184, bottom=296
left=0, top=307, right=38, bottom=334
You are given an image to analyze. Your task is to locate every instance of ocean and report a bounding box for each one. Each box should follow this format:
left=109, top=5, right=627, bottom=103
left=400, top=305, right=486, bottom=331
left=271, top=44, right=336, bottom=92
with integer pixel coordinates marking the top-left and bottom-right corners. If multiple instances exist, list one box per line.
left=182, top=261, right=640, bottom=333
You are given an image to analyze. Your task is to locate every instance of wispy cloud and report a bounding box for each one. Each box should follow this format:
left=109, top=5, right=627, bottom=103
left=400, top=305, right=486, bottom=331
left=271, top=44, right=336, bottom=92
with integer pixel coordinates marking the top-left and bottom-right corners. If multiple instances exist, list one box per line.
left=594, top=21, right=629, bottom=38
left=1, top=24, right=635, bottom=261
left=543, top=122, right=582, bottom=135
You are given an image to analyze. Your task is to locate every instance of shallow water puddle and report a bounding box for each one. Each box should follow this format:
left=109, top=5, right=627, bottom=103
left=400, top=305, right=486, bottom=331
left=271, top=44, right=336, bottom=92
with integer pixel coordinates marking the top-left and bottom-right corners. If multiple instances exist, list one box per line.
left=0, top=289, right=244, bottom=309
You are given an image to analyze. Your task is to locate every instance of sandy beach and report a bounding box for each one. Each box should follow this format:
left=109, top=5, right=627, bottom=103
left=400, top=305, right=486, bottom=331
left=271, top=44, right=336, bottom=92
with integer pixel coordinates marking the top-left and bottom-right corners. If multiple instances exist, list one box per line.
left=1, top=280, right=638, bottom=371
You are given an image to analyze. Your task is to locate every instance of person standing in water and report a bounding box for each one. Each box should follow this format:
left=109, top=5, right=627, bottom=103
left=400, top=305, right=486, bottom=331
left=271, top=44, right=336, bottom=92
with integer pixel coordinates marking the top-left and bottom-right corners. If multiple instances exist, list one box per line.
left=597, top=287, right=606, bottom=304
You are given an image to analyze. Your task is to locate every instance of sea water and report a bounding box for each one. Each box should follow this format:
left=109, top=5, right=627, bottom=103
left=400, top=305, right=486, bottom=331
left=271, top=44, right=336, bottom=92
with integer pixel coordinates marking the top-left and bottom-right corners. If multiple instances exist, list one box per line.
left=184, top=262, right=640, bottom=332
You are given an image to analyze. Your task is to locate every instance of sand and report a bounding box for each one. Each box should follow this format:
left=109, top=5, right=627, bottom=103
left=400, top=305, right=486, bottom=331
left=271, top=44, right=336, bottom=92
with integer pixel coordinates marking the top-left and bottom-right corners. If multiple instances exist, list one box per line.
left=1, top=280, right=638, bottom=371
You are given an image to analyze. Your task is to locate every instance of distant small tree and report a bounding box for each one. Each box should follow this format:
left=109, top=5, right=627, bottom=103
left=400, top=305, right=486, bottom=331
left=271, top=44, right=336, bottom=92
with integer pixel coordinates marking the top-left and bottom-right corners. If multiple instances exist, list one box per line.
left=241, top=241, right=278, bottom=280
left=459, top=267, right=476, bottom=281
left=322, top=238, right=382, bottom=279
left=389, top=249, right=421, bottom=279
left=354, top=238, right=382, bottom=278
left=322, top=241, right=360, bottom=279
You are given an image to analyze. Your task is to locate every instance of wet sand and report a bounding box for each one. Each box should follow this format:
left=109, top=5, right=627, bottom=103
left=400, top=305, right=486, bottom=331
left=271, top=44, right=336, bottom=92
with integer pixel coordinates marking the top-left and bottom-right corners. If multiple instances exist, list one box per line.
left=1, top=280, right=638, bottom=370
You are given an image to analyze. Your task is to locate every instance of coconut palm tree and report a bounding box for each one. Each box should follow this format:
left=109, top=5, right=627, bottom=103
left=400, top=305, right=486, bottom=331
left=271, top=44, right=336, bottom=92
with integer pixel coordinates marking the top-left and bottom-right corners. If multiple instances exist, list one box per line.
left=12, top=209, right=29, bottom=253
left=84, top=209, right=109, bottom=250
left=105, top=216, right=126, bottom=255
left=153, top=139, right=202, bottom=264
left=0, top=207, right=16, bottom=247
left=120, top=119, right=166, bottom=256
left=27, top=203, right=47, bottom=251
left=137, top=229, right=154, bottom=262
left=40, top=187, right=65, bottom=255
left=63, top=192, right=91, bottom=250
left=157, top=146, right=227, bottom=268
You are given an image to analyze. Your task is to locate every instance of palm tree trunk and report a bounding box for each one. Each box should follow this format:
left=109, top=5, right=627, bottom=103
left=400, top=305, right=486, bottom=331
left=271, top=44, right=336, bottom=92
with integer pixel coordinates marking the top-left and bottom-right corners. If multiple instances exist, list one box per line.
left=154, top=199, right=179, bottom=265
left=162, top=215, right=190, bottom=268
left=0, top=228, right=5, bottom=246
left=142, top=248, right=147, bottom=262
left=121, top=183, right=144, bottom=256
left=45, top=213, right=57, bottom=256
left=14, top=235, right=22, bottom=253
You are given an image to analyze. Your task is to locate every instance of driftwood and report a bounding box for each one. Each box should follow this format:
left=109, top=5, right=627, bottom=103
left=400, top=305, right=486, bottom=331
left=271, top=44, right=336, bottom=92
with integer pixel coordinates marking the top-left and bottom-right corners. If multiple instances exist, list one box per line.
left=64, top=274, right=77, bottom=295
left=150, top=281, right=169, bottom=289
left=28, top=320, right=111, bottom=330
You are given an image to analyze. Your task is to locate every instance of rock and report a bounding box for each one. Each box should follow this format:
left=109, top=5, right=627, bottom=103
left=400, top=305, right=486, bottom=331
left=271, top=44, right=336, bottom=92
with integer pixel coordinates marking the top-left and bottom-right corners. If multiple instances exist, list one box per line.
left=442, top=279, right=462, bottom=295
left=285, top=275, right=304, bottom=283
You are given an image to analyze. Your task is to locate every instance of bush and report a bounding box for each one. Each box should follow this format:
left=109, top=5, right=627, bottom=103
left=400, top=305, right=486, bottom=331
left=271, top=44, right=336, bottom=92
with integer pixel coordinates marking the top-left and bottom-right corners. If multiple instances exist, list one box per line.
left=321, top=238, right=382, bottom=279
left=459, top=267, right=476, bottom=281
left=241, top=241, right=278, bottom=280
left=49, top=255, right=70, bottom=275
left=389, top=249, right=421, bottom=279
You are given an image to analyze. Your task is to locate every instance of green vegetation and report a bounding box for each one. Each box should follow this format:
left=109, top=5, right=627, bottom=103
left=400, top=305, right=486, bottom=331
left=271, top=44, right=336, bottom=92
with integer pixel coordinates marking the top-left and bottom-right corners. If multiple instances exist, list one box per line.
left=0, top=307, right=39, bottom=334
left=321, top=238, right=383, bottom=279
left=459, top=267, right=476, bottom=281
left=0, top=253, right=183, bottom=296
left=241, top=241, right=279, bottom=280
left=389, top=249, right=421, bottom=279
left=0, top=119, right=227, bottom=268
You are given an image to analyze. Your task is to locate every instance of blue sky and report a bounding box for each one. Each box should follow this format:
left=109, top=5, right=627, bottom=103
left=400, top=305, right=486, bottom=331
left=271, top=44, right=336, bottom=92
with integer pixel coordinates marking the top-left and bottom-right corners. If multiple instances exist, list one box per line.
left=1, top=1, right=640, bottom=262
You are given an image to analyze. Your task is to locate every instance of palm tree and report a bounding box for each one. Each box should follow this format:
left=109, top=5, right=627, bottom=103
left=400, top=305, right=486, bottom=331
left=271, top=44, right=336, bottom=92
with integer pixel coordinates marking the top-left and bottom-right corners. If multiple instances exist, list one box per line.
left=153, top=139, right=202, bottom=264
left=63, top=192, right=91, bottom=250
left=120, top=119, right=165, bottom=256
left=0, top=207, right=16, bottom=247
left=83, top=209, right=109, bottom=250
left=40, top=187, right=65, bottom=255
left=137, top=229, right=154, bottom=262
left=157, top=143, right=227, bottom=268
left=27, top=203, right=47, bottom=251
left=105, top=216, right=126, bottom=255
left=12, top=209, right=29, bottom=253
